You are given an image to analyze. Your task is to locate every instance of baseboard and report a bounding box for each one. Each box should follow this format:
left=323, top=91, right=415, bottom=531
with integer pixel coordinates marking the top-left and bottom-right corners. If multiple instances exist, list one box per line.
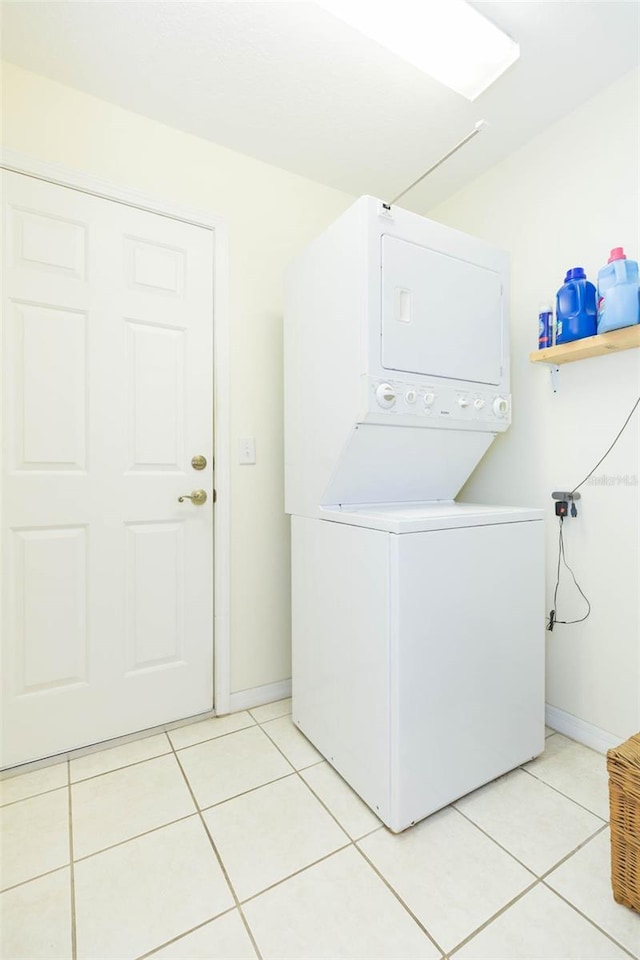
left=545, top=704, right=623, bottom=755
left=227, top=679, right=292, bottom=715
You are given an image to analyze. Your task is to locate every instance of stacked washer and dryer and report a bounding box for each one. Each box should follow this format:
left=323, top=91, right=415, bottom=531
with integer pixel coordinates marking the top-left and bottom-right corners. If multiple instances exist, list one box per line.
left=284, top=196, right=544, bottom=833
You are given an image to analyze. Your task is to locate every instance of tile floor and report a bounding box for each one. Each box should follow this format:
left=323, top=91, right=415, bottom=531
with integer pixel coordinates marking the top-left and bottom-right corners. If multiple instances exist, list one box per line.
left=1, top=702, right=638, bottom=960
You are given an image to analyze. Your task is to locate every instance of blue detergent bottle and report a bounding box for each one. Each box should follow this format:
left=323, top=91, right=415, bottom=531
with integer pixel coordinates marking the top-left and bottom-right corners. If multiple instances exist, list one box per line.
left=597, top=247, right=640, bottom=334
left=555, top=267, right=597, bottom=344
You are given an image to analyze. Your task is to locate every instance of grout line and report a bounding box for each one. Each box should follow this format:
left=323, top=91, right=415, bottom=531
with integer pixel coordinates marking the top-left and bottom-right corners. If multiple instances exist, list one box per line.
left=1, top=781, right=71, bottom=809
left=354, top=843, right=447, bottom=957
left=67, top=761, right=78, bottom=960
left=445, top=876, right=541, bottom=957
left=169, top=736, right=264, bottom=960
left=197, top=771, right=299, bottom=814
left=134, top=907, right=238, bottom=960
left=237, top=841, right=353, bottom=907
left=248, top=707, right=292, bottom=724
left=169, top=719, right=258, bottom=753
left=540, top=878, right=639, bottom=960
left=444, top=822, right=611, bottom=958
left=452, top=804, right=550, bottom=878
left=1, top=864, right=72, bottom=897
left=520, top=764, right=609, bottom=822
left=537, top=822, right=609, bottom=882
left=71, top=812, right=197, bottom=865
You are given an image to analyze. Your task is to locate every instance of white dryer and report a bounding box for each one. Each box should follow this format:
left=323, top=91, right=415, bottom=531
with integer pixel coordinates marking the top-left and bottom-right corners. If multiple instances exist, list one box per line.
left=284, top=196, right=544, bottom=832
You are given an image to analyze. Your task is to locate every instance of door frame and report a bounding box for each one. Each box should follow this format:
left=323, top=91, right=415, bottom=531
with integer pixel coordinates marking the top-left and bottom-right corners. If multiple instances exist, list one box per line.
left=0, top=147, right=232, bottom=715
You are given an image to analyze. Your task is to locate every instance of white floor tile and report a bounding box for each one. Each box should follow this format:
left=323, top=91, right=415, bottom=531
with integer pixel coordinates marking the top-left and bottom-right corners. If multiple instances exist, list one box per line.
left=70, top=732, right=171, bottom=782
left=149, top=911, right=258, bottom=959
left=0, top=788, right=69, bottom=890
left=524, top=734, right=609, bottom=820
left=71, top=753, right=195, bottom=858
left=74, top=816, right=233, bottom=960
left=203, top=774, right=349, bottom=901
left=243, top=845, right=439, bottom=959
left=168, top=712, right=256, bottom=751
left=177, top=725, right=293, bottom=809
left=452, top=883, right=628, bottom=959
left=0, top=867, right=72, bottom=959
left=0, top=762, right=68, bottom=806
left=300, top=761, right=382, bottom=839
left=358, top=807, right=534, bottom=953
left=249, top=698, right=292, bottom=723
left=546, top=829, right=640, bottom=957
left=455, top=769, right=603, bottom=875
left=261, top=716, right=322, bottom=769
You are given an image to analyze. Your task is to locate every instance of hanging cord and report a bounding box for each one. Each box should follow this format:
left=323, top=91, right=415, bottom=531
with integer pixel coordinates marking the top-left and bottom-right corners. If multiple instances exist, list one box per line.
left=547, top=518, right=591, bottom=630
left=547, top=394, right=639, bottom=631
left=570, top=395, right=640, bottom=496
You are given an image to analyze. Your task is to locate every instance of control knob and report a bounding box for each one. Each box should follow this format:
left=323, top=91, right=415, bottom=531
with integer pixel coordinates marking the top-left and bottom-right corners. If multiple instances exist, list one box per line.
left=376, top=383, right=397, bottom=408
left=405, top=389, right=417, bottom=404
left=423, top=392, right=435, bottom=407
left=458, top=396, right=470, bottom=408
left=493, top=396, right=509, bottom=417
left=474, top=398, right=485, bottom=410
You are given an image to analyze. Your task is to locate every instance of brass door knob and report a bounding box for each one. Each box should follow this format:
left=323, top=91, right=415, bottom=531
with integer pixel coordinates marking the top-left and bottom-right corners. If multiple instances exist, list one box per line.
left=178, top=489, right=208, bottom=506
left=191, top=455, right=207, bottom=470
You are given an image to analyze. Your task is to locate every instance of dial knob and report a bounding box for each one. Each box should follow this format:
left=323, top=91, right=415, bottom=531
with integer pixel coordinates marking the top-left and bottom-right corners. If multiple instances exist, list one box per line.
left=493, top=396, right=509, bottom=417
left=458, top=396, right=470, bottom=408
left=405, top=389, right=417, bottom=404
left=474, top=398, right=485, bottom=410
left=376, top=383, right=397, bottom=408
left=424, top=392, right=435, bottom=407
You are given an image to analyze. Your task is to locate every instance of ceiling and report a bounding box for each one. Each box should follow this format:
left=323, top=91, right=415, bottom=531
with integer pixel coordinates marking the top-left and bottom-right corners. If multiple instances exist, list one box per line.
left=2, top=1, right=638, bottom=210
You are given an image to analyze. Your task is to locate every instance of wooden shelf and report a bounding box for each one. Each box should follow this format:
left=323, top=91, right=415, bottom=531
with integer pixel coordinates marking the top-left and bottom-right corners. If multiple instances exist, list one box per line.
left=529, top=324, right=640, bottom=365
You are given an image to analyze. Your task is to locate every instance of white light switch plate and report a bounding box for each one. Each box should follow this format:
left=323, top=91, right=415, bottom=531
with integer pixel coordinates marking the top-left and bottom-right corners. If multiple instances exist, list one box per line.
left=238, top=437, right=256, bottom=464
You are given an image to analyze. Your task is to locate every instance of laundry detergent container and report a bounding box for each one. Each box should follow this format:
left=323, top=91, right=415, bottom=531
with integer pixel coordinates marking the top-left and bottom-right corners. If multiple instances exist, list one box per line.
left=597, top=248, right=640, bottom=334
left=556, top=268, right=597, bottom=344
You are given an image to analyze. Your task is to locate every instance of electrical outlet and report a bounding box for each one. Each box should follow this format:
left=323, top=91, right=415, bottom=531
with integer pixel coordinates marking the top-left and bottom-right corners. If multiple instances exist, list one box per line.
left=238, top=437, right=256, bottom=465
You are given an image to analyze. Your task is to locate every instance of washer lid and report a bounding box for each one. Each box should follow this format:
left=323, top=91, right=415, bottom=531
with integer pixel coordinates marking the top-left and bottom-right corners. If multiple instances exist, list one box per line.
left=320, top=501, right=542, bottom=533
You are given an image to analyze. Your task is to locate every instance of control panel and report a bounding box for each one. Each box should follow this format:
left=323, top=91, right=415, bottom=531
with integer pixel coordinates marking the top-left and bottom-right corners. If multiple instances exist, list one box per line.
left=366, top=378, right=510, bottom=425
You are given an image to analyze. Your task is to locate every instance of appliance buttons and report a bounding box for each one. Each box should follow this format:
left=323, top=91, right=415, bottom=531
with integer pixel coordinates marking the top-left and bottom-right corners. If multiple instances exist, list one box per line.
left=458, top=396, right=470, bottom=408
left=424, top=392, right=435, bottom=407
left=405, top=389, right=417, bottom=404
left=376, top=383, right=397, bottom=408
left=493, top=397, right=509, bottom=416
left=474, top=398, right=485, bottom=410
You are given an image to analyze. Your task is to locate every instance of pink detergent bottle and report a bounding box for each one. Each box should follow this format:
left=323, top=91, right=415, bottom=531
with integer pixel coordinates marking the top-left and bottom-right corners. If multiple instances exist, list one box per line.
left=597, top=248, right=640, bottom=334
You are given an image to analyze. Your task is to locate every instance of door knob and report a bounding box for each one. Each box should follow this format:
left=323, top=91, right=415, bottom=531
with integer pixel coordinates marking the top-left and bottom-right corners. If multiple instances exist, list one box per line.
left=191, top=455, right=207, bottom=470
left=178, top=489, right=208, bottom=505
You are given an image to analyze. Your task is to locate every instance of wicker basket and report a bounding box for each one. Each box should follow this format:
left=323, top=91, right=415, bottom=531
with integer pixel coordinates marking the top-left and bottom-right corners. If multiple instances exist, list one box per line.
left=607, top=732, right=640, bottom=912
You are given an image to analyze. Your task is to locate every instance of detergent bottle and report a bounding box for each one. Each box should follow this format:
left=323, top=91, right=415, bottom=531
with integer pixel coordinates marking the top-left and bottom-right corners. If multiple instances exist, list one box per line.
left=555, top=268, right=597, bottom=344
left=597, top=248, right=640, bottom=334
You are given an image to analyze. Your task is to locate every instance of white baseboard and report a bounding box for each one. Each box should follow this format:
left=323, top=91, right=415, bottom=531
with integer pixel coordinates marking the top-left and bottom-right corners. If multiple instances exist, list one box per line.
left=227, top=679, right=292, bottom=715
left=545, top=704, right=623, bottom=755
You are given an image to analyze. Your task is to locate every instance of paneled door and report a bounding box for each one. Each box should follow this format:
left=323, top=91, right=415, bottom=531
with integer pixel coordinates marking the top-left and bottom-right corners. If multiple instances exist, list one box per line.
left=1, top=170, right=215, bottom=767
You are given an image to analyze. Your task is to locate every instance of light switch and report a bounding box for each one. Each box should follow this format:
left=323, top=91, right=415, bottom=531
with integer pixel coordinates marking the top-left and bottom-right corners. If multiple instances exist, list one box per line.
left=238, top=437, right=256, bottom=465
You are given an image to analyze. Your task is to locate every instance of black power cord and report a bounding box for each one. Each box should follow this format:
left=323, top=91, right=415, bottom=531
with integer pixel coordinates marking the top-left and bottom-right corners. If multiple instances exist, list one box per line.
left=547, top=393, right=639, bottom=631
left=547, top=517, right=591, bottom=630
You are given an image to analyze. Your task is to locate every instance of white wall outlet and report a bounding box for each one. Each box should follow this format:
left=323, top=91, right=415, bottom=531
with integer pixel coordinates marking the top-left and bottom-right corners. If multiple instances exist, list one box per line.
left=238, top=436, right=256, bottom=465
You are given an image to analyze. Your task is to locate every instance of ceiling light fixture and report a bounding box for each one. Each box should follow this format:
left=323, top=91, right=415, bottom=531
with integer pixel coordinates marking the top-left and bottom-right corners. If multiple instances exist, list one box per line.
left=315, top=0, right=520, bottom=100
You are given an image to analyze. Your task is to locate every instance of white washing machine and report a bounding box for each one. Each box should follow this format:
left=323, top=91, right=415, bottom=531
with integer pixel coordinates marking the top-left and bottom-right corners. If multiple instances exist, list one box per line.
left=284, top=197, right=544, bottom=832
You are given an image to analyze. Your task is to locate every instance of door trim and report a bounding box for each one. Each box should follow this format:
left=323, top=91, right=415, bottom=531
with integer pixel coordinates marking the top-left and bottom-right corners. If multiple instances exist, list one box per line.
left=0, top=147, right=232, bottom=715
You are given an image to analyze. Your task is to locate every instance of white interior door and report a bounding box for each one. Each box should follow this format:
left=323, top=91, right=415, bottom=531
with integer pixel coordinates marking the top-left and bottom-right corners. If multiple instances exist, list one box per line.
left=1, top=170, right=215, bottom=767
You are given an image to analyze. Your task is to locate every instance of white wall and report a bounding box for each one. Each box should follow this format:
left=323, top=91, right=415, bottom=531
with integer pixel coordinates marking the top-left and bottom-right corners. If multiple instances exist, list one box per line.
left=0, top=62, right=354, bottom=696
left=427, top=69, right=639, bottom=742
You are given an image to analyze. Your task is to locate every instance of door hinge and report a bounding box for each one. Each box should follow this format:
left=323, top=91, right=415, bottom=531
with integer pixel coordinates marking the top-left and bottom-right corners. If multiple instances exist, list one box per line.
left=213, top=489, right=217, bottom=503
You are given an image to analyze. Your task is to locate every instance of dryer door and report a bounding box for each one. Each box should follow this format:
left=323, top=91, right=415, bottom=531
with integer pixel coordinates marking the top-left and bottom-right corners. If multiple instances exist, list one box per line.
left=381, top=235, right=503, bottom=385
